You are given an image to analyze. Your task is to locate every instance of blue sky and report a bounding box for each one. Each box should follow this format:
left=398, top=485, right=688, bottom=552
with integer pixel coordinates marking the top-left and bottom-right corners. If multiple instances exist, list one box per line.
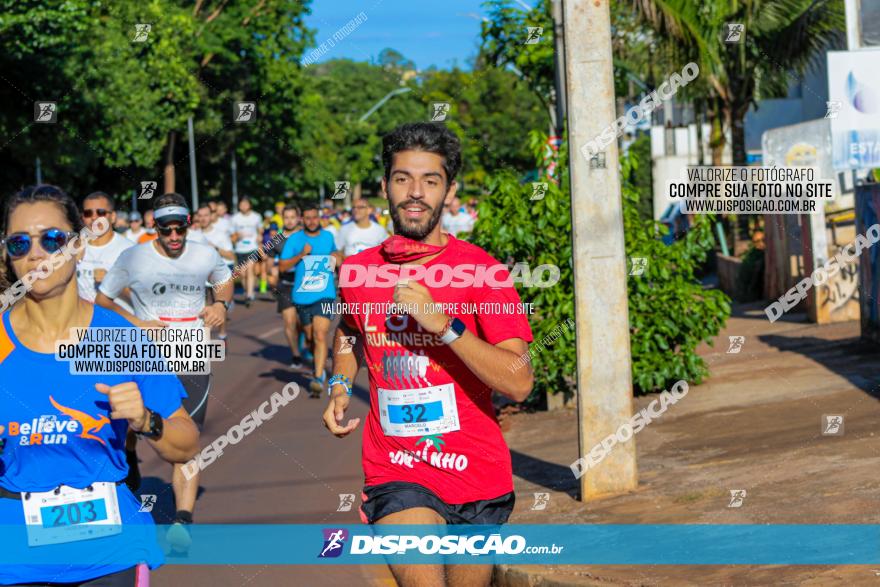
left=304, top=0, right=513, bottom=70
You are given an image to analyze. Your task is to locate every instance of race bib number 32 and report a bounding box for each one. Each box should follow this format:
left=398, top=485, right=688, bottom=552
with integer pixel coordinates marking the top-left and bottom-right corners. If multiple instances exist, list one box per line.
left=377, top=384, right=459, bottom=437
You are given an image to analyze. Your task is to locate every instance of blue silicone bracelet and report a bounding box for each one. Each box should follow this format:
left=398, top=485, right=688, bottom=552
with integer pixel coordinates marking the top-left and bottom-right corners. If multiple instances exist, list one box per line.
left=327, top=374, right=353, bottom=396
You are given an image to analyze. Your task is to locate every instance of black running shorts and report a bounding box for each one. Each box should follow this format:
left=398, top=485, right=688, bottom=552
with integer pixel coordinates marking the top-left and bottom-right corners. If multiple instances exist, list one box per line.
left=10, top=564, right=144, bottom=586
left=359, top=481, right=515, bottom=525
left=178, top=373, right=211, bottom=429
left=275, top=280, right=295, bottom=313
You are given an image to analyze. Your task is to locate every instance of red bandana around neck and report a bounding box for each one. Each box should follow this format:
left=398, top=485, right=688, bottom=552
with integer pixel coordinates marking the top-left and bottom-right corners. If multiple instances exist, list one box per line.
left=381, top=234, right=449, bottom=263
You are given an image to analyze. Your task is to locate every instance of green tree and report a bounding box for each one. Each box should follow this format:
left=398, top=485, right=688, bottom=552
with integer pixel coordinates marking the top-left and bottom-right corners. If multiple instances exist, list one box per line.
left=480, top=0, right=557, bottom=132
left=629, top=0, right=845, bottom=165
left=417, top=66, right=547, bottom=194
left=0, top=0, right=315, bottom=206
left=620, top=154, right=730, bottom=392
left=469, top=131, right=576, bottom=402
left=472, top=131, right=730, bottom=397
left=299, top=58, right=422, bottom=198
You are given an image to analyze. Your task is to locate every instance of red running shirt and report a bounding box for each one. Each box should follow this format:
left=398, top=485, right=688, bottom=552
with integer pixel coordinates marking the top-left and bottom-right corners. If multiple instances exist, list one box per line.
left=340, top=235, right=533, bottom=504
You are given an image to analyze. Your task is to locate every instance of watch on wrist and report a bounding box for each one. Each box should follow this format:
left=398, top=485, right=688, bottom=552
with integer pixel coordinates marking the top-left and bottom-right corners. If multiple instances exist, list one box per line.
left=214, top=300, right=231, bottom=311
left=440, top=317, right=467, bottom=345
left=136, top=409, right=164, bottom=439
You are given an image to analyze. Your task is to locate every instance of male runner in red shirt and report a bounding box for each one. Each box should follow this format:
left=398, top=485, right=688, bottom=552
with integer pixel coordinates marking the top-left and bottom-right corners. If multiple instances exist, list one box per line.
left=323, top=122, right=534, bottom=587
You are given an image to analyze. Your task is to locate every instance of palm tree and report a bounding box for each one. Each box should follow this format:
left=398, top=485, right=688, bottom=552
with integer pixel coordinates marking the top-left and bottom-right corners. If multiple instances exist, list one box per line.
left=629, top=0, right=845, bottom=166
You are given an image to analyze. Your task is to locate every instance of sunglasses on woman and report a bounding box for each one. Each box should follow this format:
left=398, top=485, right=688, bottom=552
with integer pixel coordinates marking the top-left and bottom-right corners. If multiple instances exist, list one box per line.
left=82, top=209, right=110, bottom=219
left=156, top=224, right=188, bottom=237
left=1, top=228, right=78, bottom=258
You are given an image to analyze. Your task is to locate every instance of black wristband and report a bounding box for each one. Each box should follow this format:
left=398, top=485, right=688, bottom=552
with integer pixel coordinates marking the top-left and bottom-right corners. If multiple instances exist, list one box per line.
left=136, top=409, right=164, bottom=440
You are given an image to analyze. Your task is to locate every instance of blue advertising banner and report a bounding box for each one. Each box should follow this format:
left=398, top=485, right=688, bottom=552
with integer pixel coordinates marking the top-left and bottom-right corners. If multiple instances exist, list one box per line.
left=0, top=525, right=876, bottom=566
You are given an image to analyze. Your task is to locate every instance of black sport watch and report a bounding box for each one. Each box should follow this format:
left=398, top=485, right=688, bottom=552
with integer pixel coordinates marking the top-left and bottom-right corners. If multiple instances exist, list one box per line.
left=136, top=409, right=164, bottom=440
left=213, top=300, right=231, bottom=311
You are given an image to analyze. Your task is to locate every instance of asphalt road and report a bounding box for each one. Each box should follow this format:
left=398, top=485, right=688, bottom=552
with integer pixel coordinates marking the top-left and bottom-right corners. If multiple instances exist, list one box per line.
left=138, top=296, right=396, bottom=586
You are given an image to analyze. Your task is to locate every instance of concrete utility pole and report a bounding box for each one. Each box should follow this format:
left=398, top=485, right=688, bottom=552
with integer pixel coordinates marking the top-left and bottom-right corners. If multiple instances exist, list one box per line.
left=561, top=0, right=638, bottom=498
left=844, top=0, right=862, bottom=49
left=551, top=0, right=567, bottom=139
left=231, top=150, right=239, bottom=211
left=187, top=116, right=199, bottom=210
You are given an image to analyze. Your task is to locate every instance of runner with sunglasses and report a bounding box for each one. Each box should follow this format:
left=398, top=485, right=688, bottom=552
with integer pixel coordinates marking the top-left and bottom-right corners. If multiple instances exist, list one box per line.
left=95, top=193, right=233, bottom=550
left=76, top=191, right=134, bottom=313
left=0, top=184, right=199, bottom=586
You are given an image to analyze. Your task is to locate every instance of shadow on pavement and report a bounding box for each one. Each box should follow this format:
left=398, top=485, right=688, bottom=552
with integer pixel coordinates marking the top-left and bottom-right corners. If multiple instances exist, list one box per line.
left=248, top=342, right=291, bottom=365
left=759, top=332, right=880, bottom=398
left=509, top=449, right=579, bottom=500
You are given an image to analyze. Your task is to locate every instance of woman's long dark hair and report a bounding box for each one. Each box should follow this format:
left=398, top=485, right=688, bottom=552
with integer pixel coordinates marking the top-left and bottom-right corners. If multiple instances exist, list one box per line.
left=1, top=185, right=83, bottom=289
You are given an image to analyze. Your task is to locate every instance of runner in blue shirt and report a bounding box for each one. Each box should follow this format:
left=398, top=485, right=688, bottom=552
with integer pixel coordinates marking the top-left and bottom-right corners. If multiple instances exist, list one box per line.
left=0, top=185, right=199, bottom=586
left=278, top=203, right=342, bottom=397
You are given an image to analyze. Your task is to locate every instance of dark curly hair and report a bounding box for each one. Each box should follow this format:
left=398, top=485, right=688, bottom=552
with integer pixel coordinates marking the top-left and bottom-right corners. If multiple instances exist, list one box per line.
left=382, top=122, right=462, bottom=187
left=1, top=185, right=83, bottom=290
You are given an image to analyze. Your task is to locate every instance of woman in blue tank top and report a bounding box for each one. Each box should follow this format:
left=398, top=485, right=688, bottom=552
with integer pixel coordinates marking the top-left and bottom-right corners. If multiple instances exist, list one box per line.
left=0, top=185, right=199, bottom=586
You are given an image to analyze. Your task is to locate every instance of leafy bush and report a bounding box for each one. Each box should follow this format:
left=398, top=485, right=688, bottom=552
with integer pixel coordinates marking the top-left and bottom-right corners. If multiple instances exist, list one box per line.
left=470, top=132, right=577, bottom=404
left=620, top=155, right=731, bottom=392
left=471, top=131, right=730, bottom=397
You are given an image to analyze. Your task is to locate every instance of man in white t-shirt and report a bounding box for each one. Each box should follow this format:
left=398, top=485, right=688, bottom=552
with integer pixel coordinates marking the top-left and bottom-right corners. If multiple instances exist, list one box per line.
left=185, top=204, right=210, bottom=244
left=196, top=202, right=235, bottom=340
left=336, top=197, right=389, bottom=257
left=124, top=211, right=147, bottom=242
left=76, top=191, right=135, bottom=311
left=441, top=196, right=475, bottom=237
left=202, top=205, right=236, bottom=264
left=213, top=200, right=233, bottom=237
left=96, top=193, right=232, bottom=547
left=231, top=197, right=263, bottom=306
